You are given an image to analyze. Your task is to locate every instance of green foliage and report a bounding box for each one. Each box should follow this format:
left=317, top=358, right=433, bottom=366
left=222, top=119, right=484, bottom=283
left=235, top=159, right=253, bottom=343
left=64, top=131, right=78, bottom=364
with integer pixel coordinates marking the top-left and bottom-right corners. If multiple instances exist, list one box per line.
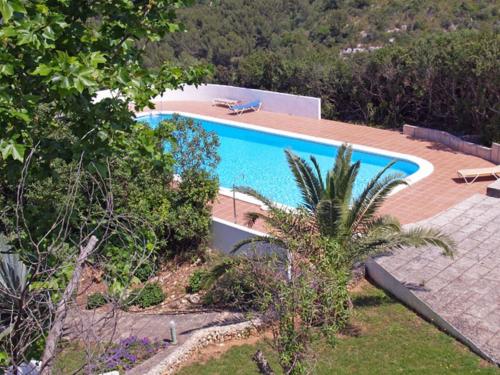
left=165, top=116, right=220, bottom=255
left=177, top=283, right=500, bottom=375
left=231, top=145, right=454, bottom=374
left=0, top=350, right=9, bottom=367
left=237, top=145, right=454, bottom=270
left=127, top=283, right=165, bottom=309
left=25, top=335, right=46, bottom=362
left=186, top=269, right=210, bottom=293
left=86, top=292, right=108, bottom=310
left=165, top=170, right=219, bottom=255
left=203, top=258, right=270, bottom=311
left=134, top=263, right=156, bottom=283
left=0, top=0, right=213, bottom=366
left=0, top=0, right=209, bottom=168
left=148, top=1, right=499, bottom=144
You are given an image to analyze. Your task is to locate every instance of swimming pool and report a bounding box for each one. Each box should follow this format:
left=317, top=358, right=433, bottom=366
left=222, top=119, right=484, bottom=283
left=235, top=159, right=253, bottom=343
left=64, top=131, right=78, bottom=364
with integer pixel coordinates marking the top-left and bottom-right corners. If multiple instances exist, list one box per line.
left=136, top=112, right=430, bottom=207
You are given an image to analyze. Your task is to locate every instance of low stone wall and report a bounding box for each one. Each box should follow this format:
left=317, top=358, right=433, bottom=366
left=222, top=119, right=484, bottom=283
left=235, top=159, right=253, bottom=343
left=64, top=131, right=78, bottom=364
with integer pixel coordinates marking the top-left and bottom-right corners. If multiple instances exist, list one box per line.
left=138, top=319, right=262, bottom=375
left=403, top=125, right=500, bottom=164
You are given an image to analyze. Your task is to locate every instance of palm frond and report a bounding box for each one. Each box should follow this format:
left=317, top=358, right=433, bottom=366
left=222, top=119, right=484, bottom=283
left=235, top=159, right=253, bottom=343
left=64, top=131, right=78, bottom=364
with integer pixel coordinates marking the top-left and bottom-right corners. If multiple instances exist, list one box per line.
left=231, top=235, right=285, bottom=254
left=244, top=211, right=267, bottom=228
left=325, top=145, right=359, bottom=207
left=233, top=186, right=275, bottom=209
left=347, top=172, right=407, bottom=234
left=316, top=199, right=342, bottom=237
left=397, top=227, right=455, bottom=257
left=309, top=155, right=325, bottom=192
left=285, top=149, right=323, bottom=212
left=350, top=222, right=455, bottom=265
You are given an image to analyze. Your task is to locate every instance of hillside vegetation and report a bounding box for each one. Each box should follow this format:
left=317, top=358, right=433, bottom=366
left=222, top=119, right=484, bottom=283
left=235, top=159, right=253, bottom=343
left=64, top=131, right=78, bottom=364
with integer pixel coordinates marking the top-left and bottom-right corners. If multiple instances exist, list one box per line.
left=145, top=0, right=500, bottom=144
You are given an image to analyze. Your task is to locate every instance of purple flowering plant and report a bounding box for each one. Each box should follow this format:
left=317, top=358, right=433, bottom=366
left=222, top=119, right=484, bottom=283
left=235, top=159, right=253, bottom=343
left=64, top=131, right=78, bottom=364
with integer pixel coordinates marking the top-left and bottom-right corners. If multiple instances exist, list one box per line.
left=98, top=335, right=168, bottom=371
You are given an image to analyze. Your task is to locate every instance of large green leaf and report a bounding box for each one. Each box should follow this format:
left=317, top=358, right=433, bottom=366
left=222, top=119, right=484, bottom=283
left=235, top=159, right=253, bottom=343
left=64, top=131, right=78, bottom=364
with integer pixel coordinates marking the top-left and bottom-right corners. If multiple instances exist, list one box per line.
left=0, top=140, right=25, bottom=161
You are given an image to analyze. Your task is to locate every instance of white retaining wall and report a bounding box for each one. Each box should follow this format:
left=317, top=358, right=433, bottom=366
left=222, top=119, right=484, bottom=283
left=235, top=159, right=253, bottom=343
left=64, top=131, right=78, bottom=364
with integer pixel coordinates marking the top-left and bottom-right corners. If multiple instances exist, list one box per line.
left=152, top=84, right=321, bottom=119
left=211, top=217, right=279, bottom=257
left=404, top=124, right=500, bottom=164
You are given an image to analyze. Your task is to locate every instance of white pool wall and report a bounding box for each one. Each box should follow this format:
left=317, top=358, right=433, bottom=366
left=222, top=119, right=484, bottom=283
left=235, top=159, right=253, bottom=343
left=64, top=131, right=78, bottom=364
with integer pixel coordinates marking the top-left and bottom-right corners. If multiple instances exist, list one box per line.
left=95, top=84, right=322, bottom=119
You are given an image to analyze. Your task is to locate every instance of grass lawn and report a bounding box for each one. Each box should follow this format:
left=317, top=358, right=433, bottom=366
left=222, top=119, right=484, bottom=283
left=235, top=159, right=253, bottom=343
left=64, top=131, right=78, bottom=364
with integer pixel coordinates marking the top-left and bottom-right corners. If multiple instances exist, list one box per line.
left=178, top=282, right=500, bottom=375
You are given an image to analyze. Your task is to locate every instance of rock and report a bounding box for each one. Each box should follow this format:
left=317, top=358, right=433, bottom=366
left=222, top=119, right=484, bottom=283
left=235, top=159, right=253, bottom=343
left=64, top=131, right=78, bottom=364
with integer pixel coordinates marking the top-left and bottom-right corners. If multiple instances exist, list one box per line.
left=169, top=301, right=181, bottom=309
left=187, top=294, right=201, bottom=304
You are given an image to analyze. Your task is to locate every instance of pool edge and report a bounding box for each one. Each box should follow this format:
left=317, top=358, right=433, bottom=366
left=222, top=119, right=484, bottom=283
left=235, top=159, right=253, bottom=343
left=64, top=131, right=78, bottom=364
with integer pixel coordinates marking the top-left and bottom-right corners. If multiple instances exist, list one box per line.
left=136, top=110, right=434, bottom=206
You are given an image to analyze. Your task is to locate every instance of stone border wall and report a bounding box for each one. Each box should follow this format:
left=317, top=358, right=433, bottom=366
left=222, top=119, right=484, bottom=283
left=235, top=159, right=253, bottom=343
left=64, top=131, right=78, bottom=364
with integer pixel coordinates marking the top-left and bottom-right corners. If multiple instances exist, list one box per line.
left=403, top=125, right=500, bottom=164
left=136, top=319, right=261, bottom=375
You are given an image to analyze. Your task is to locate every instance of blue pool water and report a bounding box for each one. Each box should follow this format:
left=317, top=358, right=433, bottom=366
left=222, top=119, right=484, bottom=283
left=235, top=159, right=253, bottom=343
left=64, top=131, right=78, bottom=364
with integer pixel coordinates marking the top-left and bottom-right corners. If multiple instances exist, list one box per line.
left=137, top=114, right=419, bottom=207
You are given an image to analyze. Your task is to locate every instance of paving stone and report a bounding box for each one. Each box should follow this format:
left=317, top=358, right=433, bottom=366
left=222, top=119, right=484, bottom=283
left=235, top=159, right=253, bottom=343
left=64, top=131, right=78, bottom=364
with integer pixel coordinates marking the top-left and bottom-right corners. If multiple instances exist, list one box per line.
left=484, top=267, right=500, bottom=281
left=458, top=238, right=482, bottom=252
left=483, top=221, right=500, bottom=233
left=464, top=247, right=494, bottom=263
left=462, top=264, right=491, bottom=279
left=487, top=334, right=500, bottom=352
left=467, top=297, right=499, bottom=319
left=469, top=229, right=497, bottom=243
left=457, top=316, right=497, bottom=346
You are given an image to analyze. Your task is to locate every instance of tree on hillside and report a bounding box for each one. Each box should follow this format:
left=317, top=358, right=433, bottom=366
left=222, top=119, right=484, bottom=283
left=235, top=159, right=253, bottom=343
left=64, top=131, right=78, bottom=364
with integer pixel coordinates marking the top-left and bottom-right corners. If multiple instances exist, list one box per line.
left=0, top=0, right=212, bottom=372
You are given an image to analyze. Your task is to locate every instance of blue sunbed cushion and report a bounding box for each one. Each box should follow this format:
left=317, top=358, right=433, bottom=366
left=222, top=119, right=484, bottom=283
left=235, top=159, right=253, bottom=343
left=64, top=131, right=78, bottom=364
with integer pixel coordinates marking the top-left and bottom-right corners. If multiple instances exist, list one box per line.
left=230, top=100, right=261, bottom=111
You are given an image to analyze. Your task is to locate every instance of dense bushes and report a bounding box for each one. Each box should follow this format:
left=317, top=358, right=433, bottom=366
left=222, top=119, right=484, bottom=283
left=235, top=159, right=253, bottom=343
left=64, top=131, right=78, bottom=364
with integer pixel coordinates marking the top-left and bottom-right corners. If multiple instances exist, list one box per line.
left=134, top=263, right=155, bottom=283
left=202, top=258, right=274, bottom=311
left=0, top=116, right=218, bottom=305
left=86, top=293, right=108, bottom=310
left=228, top=31, right=499, bottom=144
left=343, top=31, right=499, bottom=144
left=127, top=283, right=165, bottom=308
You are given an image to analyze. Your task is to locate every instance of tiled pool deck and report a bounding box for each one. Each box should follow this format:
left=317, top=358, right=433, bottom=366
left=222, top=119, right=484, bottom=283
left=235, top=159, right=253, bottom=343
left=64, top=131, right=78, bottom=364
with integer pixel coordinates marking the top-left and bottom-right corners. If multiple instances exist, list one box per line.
left=156, top=101, right=495, bottom=229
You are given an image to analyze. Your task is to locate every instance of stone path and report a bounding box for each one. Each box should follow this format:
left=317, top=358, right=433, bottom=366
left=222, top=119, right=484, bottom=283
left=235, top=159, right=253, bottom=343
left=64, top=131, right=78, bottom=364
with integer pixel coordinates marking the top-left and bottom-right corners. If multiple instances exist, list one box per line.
left=65, top=309, right=246, bottom=373
left=372, top=194, right=500, bottom=364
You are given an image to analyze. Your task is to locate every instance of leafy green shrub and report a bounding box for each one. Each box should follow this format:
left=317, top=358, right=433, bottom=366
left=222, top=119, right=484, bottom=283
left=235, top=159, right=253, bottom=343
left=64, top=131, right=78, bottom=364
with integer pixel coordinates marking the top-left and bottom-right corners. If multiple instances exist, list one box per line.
left=134, top=262, right=155, bottom=283
left=203, top=258, right=272, bottom=311
left=165, top=116, right=220, bottom=256
left=86, top=292, right=108, bottom=310
left=186, top=269, right=210, bottom=293
left=127, top=283, right=165, bottom=308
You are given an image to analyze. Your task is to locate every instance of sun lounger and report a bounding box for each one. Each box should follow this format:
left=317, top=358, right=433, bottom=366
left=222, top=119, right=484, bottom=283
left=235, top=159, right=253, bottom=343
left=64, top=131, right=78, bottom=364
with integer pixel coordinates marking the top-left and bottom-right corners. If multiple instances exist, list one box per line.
left=229, top=100, right=262, bottom=115
left=457, top=165, right=500, bottom=184
left=212, top=98, right=240, bottom=107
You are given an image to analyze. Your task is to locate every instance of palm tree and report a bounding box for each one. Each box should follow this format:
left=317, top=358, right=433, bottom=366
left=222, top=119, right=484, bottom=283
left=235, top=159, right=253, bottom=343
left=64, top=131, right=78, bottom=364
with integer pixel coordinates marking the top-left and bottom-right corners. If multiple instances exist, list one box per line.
left=233, top=144, right=454, bottom=268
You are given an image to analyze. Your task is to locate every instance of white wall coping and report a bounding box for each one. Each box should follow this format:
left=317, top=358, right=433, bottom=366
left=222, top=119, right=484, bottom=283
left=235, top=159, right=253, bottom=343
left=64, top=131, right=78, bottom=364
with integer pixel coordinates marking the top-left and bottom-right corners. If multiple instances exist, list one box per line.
left=136, top=110, right=434, bottom=207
